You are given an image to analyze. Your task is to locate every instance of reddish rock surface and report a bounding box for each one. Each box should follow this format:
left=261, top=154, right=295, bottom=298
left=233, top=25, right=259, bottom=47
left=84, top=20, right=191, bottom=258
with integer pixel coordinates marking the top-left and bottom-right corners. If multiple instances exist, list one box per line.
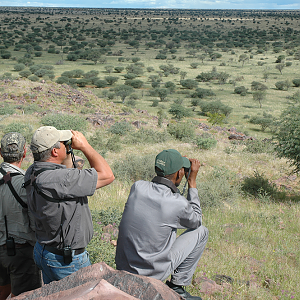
left=14, top=262, right=182, bottom=300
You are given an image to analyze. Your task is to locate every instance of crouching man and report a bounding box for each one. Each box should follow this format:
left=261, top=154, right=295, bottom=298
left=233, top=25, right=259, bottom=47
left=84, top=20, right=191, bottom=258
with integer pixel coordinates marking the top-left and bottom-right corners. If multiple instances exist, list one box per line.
left=115, top=149, right=208, bottom=300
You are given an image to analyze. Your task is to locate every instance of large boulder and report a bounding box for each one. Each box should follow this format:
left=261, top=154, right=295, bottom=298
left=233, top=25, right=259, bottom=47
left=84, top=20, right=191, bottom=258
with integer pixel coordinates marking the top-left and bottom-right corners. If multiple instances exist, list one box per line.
left=14, top=262, right=182, bottom=300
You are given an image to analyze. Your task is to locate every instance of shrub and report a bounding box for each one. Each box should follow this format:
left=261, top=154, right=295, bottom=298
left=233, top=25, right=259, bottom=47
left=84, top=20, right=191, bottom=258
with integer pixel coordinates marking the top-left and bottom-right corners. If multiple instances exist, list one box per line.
left=13, top=63, right=26, bottom=71
left=106, top=135, right=122, bottom=152
left=112, top=153, right=156, bottom=182
left=195, top=134, right=217, bottom=150
left=234, top=86, right=248, bottom=96
left=292, top=79, right=300, bottom=87
left=1, top=51, right=11, bottom=59
left=104, top=76, right=118, bottom=85
left=4, top=122, right=33, bottom=142
left=28, top=75, right=39, bottom=82
left=88, top=208, right=123, bottom=267
left=76, top=78, right=88, bottom=87
left=0, top=104, right=15, bottom=115
left=242, top=139, right=275, bottom=154
left=275, top=105, right=300, bottom=173
left=241, top=171, right=280, bottom=200
left=249, top=112, right=275, bottom=132
left=56, top=76, right=70, bottom=85
left=180, top=79, right=198, bottom=89
left=275, top=80, right=291, bottom=91
left=199, top=100, right=232, bottom=116
left=169, top=104, right=192, bottom=120
left=108, top=121, right=132, bottom=136
left=197, top=167, right=240, bottom=208
left=95, top=79, right=107, bottom=88
left=191, top=88, right=215, bottom=99
left=125, top=79, right=143, bottom=89
left=42, top=114, right=88, bottom=132
left=19, top=70, right=32, bottom=78
left=125, top=128, right=169, bottom=145
left=167, top=121, right=195, bottom=142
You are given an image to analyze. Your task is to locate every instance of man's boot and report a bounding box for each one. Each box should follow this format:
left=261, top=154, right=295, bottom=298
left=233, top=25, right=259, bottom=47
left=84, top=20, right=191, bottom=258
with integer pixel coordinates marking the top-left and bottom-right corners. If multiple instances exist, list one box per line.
left=166, top=280, right=202, bottom=300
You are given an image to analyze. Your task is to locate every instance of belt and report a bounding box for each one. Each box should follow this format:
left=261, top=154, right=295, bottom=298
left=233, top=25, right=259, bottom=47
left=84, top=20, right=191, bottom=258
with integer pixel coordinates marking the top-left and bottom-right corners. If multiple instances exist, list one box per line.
left=43, top=245, right=85, bottom=256
left=2, top=242, right=31, bottom=249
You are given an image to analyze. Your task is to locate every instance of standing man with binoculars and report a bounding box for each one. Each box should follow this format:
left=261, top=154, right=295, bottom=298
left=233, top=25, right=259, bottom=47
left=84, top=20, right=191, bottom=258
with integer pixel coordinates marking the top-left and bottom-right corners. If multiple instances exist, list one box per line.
left=115, top=149, right=208, bottom=300
left=24, top=126, right=114, bottom=284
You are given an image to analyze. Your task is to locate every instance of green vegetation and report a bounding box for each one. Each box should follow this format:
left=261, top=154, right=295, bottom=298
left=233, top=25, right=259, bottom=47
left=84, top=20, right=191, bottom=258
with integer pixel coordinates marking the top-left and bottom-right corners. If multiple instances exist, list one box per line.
left=0, top=7, right=300, bottom=299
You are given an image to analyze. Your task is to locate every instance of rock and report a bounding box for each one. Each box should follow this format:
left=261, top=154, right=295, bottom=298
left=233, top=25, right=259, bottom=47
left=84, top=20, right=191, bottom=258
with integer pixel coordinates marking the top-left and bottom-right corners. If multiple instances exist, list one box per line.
left=14, top=262, right=181, bottom=300
left=193, top=277, right=223, bottom=295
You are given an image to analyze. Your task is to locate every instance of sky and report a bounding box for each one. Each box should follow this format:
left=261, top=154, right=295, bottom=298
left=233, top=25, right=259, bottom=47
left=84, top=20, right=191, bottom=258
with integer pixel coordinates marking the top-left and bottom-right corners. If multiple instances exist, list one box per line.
left=2, top=0, right=300, bottom=10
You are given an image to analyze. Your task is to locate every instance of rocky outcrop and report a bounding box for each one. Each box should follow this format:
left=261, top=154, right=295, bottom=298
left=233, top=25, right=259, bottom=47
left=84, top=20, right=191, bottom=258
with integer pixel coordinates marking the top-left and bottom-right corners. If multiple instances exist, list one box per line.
left=14, top=262, right=182, bottom=300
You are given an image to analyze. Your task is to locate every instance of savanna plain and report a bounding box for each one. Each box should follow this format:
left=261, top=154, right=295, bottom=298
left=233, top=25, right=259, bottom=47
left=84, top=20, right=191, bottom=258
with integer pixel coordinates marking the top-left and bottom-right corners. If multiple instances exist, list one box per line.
left=0, top=7, right=300, bottom=299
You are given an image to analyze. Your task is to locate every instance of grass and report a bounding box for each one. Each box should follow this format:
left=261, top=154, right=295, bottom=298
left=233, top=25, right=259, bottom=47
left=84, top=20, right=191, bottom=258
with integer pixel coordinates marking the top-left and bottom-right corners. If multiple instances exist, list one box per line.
left=0, top=7, right=300, bottom=299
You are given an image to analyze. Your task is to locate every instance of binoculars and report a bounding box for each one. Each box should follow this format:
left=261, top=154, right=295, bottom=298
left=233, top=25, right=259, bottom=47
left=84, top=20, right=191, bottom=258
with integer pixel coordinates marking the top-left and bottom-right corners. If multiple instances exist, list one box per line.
left=64, top=139, right=72, bottom=155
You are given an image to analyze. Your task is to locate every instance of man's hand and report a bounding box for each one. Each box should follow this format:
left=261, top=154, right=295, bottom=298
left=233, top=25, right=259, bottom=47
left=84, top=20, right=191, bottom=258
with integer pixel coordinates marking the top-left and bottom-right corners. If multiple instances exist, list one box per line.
left=187, top=158, right=200, bottom=189
left=70, top=130, right=90, bottom=151
left=70, top=130, right=115, bottom=189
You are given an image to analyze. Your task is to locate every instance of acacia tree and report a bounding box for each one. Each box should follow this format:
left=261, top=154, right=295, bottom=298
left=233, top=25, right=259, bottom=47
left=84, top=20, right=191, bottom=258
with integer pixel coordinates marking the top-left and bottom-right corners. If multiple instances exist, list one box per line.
left=253, top=91, right=266, bottom=108
left=275, top=63, right=285, bottom=75
left=238, top=54, right=248, bottom=67
left=275, top=105, right=300, bottom=173
left=114, top=85, right=134, bottom=103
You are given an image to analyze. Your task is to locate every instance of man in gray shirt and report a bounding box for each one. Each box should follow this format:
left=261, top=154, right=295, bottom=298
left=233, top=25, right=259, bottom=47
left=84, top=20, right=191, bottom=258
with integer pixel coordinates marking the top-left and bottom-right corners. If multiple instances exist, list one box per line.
left=24, top=126, right=114, bottom=284
left=115, top=149, right=208, bottom=300
left=0, top=132, right=41, bottom=299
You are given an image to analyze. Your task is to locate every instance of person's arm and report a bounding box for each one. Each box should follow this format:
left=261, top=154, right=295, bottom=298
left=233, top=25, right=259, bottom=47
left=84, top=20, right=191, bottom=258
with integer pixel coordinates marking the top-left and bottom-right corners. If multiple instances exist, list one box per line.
left=70, top=130, right=115, bottom=189
left=187, top=158, right=200, bottom=189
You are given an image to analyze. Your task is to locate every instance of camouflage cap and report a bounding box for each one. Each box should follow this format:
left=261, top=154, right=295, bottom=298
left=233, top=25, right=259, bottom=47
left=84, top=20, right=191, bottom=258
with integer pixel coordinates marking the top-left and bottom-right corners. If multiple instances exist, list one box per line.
left=1, top=132, right=26, bottom=155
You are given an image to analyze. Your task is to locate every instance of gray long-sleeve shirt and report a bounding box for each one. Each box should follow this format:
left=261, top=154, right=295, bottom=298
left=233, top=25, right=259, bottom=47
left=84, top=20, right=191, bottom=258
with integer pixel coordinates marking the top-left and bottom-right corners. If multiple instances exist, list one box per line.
left=115, top=179, right=202, bottom=280
left=24, top=161, right=97, bottom=249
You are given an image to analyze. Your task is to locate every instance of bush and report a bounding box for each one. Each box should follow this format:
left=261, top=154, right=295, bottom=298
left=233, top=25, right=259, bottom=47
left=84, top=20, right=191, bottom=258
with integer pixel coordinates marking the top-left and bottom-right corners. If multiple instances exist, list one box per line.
left=292, top=79, right=300, bottom=87
left=95, top=79, right=108, bottom=88
left=125, top=128, right=169, bottom=145
left=199, top=100, right=232, bottom=116
left=19, top=70, right=32, bottom=78
left=34, top=51, right=43, bottom=57
left=242, top=139, right=275, bottom=154
left=125, top=79, right=143, bottom=89
left=1, top=51, right=11, bottom=59
left=275, top=105, right=300, bottom=173
left=180, top=79, right=198, bottom=89
left=104, top=76, right=118, bottom=85
left=0, top=104, right=15, bottom=115
left=195, top=134, right=217, bottom=149
left=108, top=121, right=132, bottom=136
left=191, top=88, right=215, bottom=99
left=234, top=86, right=248, bottom=96
left=28, top=75, right=39, bottom=82
left=13, top=63, right=26, bottom=71
left=42, top=114, right=88, bottom=132
left=169, top=104, right=192, bottom=120
left=112, top=153, right=156, bottom=182
left=241, top=171, right=280, bottom=200
left=167, top=121, right=195, bottom=142
left=197, top=167, right=240, bottom=208
left=275, top=80, right=291, bottom=91
left=4, top=122, right=33, bottom=142
left=88, top=208, right=123, bottom=267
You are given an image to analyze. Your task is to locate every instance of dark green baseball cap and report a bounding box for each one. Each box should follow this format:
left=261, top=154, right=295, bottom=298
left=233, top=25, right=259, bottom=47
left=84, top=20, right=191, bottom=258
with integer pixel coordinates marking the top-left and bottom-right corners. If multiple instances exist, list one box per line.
left=155, top=149, right=190, bottom=176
